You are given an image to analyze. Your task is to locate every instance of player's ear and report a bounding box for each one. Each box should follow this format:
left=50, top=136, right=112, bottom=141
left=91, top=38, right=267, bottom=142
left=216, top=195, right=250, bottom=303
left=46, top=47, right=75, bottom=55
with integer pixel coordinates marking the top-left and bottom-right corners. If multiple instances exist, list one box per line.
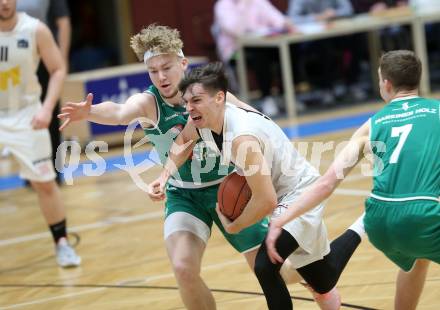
left=384, top=79, right=393, bottom=93
left=180, top=57, right=189, bottom=71
left=215, top=90, right=225, bottom=104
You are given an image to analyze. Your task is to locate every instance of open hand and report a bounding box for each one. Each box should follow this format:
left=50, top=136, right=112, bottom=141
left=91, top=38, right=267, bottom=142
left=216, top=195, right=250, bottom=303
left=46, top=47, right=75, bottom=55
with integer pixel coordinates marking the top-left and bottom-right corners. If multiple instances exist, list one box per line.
left=58, top=93, right=93, bottom=130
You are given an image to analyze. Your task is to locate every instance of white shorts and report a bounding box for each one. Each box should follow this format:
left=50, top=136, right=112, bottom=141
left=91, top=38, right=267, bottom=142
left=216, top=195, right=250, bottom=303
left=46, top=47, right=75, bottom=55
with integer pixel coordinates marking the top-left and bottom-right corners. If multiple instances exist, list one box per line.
left=0, top=126, right=56, bottom=182
left=163, top=211, right=211, bottom=243
left=273, top=190, right=331, bottom=269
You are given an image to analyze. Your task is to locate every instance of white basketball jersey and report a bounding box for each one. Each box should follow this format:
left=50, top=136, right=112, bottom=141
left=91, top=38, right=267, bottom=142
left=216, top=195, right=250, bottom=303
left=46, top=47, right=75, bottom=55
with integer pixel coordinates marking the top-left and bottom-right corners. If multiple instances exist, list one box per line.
left=199, top=103, right=320, bottom=199
left=0, top=13, right=41, bottom=120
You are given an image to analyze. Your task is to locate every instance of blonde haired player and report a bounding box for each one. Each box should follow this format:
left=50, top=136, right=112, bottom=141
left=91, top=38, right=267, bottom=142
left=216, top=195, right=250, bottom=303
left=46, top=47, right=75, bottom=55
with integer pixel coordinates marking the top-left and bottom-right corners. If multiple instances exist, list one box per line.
left=60, top=24, right=307, bottom=309
left=0, top=0, right=80, bottom=267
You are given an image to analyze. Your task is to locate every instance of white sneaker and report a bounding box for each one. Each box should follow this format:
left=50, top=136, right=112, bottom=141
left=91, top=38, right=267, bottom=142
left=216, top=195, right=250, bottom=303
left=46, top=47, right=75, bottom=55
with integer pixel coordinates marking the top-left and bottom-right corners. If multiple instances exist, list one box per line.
left=56, top=237, right=81, bottom=268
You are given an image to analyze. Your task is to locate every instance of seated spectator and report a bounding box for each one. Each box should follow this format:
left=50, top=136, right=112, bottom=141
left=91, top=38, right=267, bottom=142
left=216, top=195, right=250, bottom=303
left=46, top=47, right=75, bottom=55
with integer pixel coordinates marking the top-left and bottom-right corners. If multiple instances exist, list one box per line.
left=287, top=0, right=363, bottom=106
left=351, top=0, right=407, bottom=15
left=288, top=0, right=353, bottom=24
left=213, top=0, right=295, bottom=117
left=351, top=1, right=411, bottom=51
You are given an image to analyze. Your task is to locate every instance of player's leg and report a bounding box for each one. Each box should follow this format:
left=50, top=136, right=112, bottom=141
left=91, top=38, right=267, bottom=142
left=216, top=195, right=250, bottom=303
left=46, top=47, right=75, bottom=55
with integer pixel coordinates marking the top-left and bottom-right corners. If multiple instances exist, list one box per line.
left=164, top=187, right=215, bottom=310
left=299, top=229, right=362, bottom=293
left=242, top=247, right=303, bottom=284
left=254, top=227, right=348, bottom=310
left=37, top=63, right=62, bottom=183
left=252, top=193, right=361, bottom=310
left=31, top=180, right=65, bottom=223
left=211, top=197, right=274, bottom=272
left=242, top=248, right=258, bottom=269
left=254, top=228, right=300, bottom=310
left=165, top=231, right=215, bottom=310
left=293, top=215, right=363, bottom=310
left=280, top=259, right=303, bottom=284
left=364, top=199, right=439, bottom=310
left=394, top=259, right=430, bottom=310
left=6, top=128, right=80, bottom=267
left=254, top=194, right=327, bottom=305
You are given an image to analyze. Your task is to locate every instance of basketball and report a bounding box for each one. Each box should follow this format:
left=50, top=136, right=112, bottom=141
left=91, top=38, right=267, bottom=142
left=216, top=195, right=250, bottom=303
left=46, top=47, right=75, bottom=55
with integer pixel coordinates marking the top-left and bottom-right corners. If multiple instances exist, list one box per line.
left=217, top=172, right=252, bottom=220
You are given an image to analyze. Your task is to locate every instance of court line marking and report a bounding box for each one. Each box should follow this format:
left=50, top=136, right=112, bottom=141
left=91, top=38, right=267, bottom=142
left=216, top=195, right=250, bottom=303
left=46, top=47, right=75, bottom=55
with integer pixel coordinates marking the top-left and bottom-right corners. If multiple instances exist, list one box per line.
left=0, top=259, right=246, bottom=309
left=0, top=211, right=163, bottom=247
left=0, top=284, right=381, bottom=310
left=0, top=182, right=370, bottom=248
left=0, top=258, right=386, bottom=310
left=0, top=288, right=106, bottom=309
left=0, top=176, right=370, bottom=248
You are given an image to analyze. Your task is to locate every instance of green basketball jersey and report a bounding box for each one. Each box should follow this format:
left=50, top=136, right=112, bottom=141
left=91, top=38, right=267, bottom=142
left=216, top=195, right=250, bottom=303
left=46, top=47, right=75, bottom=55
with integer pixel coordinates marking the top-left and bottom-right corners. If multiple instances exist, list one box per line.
left=370, top=96, right=440, bottom=201
left=143, top=85, right=232, bottom=188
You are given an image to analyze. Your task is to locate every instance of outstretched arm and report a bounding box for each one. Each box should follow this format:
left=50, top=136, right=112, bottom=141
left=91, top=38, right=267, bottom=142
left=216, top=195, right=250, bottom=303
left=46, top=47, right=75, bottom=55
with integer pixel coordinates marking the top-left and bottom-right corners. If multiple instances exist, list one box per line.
left=58, top=92, right=155, bottom=130
left=266, top=120, right=370, bottom=262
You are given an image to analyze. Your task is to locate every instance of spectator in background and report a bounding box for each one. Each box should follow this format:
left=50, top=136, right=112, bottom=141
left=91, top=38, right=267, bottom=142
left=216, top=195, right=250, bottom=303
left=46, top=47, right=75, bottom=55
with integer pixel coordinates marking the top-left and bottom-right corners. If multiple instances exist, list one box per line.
left=351, top=0, right=411, bottom=51
left=213, top=0, right=295, bottom=117
left=17, top=0, right=71, bottom=183
left=351, top=0, right=408, bottom=14
left=286, top=0, right=364, bottom=106
left=288, top=0, right=353, bottom=24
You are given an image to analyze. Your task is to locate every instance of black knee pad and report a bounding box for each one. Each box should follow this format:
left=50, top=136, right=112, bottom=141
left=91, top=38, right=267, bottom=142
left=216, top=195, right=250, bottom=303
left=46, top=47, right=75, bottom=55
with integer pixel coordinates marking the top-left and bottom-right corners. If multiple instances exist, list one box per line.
left=297, top=259, right=338, bottom=294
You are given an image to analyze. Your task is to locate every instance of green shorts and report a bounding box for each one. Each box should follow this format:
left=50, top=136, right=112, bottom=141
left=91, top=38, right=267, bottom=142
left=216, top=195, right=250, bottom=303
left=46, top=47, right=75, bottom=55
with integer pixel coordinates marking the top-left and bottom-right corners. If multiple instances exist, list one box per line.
left=164, top=184, right=268, bottom=253
left=364, top=198, right=440, bottom=271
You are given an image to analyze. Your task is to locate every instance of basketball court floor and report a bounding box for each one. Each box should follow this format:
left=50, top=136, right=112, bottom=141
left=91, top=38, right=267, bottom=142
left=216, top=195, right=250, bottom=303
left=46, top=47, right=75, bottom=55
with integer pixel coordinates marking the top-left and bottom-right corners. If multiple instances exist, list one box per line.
left=0, top=103, right=438, bottom=309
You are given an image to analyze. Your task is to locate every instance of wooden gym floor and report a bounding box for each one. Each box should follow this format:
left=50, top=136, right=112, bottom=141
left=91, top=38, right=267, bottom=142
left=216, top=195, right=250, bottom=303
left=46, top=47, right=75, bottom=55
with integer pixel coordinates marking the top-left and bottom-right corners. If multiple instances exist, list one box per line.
left=0, top=103, right=438, bottom=309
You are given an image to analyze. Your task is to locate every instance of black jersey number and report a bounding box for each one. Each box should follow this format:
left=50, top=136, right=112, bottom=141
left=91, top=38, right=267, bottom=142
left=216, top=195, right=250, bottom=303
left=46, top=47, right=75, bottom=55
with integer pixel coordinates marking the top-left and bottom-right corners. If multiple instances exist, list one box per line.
left=0, top=46, right=8, bottom=62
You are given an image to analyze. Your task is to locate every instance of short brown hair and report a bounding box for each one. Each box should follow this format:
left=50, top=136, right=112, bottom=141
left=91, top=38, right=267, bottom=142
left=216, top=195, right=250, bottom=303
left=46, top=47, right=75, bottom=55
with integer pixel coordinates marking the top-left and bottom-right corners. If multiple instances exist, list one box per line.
left=130, top=24, right=183, bottom=61
left=379, top=50, right=421, bottom=91
left=179, top=62, right=228, bottom=96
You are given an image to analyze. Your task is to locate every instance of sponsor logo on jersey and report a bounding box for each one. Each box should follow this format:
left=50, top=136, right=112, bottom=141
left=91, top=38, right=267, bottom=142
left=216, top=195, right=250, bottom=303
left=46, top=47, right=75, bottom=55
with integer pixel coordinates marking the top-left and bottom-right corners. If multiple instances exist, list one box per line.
left=392, top=102, right=418, bottom=111
left=17, top=39, right=29, bottom=49
left=164, top=113, right=179, bottom=121
left=0, top=66, right=20, bottom=91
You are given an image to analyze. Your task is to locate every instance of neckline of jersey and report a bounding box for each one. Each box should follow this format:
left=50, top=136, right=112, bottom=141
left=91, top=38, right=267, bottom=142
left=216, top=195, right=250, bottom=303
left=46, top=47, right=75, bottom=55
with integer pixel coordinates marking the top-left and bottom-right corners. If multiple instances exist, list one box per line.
left=389, top=95, right=420, bottom=103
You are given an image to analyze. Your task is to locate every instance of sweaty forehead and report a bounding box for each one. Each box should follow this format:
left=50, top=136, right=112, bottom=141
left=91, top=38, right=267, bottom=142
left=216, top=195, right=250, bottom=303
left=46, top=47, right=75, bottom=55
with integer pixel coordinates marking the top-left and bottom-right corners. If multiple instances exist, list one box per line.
left=183, top=83, right=207, bottom=100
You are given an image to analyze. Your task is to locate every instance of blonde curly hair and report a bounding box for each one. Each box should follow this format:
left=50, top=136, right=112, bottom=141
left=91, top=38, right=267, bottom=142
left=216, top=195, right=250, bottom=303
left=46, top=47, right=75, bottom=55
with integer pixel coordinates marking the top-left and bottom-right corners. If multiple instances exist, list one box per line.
left=130, top=24, right=184, bottom=61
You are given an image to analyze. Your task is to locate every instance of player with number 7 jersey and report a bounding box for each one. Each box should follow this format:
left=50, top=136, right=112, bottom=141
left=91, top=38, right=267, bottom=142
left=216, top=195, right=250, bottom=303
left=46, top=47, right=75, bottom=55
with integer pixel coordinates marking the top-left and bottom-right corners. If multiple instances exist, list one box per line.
left=265, top=50, right=439, bottom=309
left=369, top=95, right=440, bottom=203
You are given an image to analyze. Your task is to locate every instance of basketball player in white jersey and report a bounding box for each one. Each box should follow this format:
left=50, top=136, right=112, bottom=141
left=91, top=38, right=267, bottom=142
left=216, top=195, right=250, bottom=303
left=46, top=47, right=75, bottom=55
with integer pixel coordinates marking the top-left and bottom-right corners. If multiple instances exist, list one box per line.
left=0, top=0, right=80, bottom=267
left=151, top=62, right=366, bottom=309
